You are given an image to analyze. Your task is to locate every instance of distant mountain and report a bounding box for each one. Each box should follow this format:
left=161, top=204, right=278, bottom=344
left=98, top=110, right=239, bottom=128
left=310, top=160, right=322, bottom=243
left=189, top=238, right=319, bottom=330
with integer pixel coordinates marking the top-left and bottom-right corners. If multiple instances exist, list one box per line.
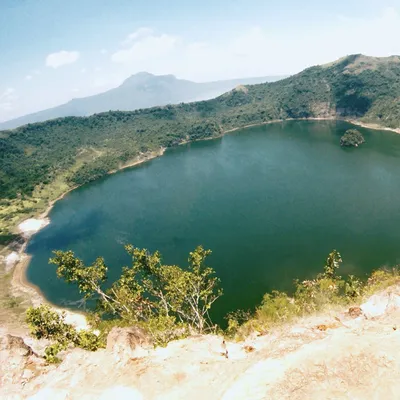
left=0, top=73, right=285, bottom=130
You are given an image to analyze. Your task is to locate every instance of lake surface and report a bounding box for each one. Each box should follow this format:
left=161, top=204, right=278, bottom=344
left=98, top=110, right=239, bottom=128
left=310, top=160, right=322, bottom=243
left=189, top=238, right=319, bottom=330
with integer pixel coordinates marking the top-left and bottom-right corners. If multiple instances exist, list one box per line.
left=26, top=120, right=400, bottom=323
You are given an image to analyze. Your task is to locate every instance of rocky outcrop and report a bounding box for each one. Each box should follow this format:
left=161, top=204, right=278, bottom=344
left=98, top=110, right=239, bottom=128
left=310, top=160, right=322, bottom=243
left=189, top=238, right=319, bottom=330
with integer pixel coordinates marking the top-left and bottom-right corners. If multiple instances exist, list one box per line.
left=106, top=327, right=152, bottom=362
left=361, top=291, right=400, bottom=318
left=0, top=335, right=47, bottom=395
left=2, top=287, right=400, bottom=399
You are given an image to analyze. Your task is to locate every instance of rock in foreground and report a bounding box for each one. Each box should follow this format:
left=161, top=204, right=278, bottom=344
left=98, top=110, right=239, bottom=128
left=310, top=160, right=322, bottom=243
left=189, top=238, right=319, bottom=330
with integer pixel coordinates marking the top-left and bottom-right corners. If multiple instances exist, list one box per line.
left=2, top=287, right=400, bottom=399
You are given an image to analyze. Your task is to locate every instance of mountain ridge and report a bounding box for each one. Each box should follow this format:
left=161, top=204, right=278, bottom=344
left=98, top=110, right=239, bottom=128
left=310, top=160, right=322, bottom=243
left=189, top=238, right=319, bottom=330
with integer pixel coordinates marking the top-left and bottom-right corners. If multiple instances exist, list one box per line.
left=0, top=73, right=284, bottom=130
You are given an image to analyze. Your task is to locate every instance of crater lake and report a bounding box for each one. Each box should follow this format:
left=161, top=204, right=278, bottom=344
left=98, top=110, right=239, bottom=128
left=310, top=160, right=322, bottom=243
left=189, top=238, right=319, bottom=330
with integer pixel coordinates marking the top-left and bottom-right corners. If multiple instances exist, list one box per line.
left=26, top=120, right=400, bottom=322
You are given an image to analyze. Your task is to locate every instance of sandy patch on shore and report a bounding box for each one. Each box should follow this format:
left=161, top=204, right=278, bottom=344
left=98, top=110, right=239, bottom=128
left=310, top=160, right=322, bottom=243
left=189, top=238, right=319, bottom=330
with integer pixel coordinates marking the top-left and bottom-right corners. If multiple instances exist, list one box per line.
left=5, top=252, right=20, bottom=272
left=18, top=218, right=50, bottom=239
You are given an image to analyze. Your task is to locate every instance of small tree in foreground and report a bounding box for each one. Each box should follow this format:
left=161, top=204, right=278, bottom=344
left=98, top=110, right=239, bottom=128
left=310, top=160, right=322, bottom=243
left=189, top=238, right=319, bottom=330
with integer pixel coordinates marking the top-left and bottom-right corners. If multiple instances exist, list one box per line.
left=323, top=249, right=342, bottom=279
left=49, top=245, right=222, bottom=342
left=26, top=305, right=103, bottom=363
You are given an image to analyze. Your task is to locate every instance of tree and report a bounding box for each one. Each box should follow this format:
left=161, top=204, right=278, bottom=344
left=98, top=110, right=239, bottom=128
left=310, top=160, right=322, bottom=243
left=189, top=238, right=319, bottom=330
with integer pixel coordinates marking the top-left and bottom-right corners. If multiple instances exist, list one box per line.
left=323, top=249, right=342, bottom=279
left=340, top=129, right=365, bottom=147
left=49, top=245, right=222, bottom=337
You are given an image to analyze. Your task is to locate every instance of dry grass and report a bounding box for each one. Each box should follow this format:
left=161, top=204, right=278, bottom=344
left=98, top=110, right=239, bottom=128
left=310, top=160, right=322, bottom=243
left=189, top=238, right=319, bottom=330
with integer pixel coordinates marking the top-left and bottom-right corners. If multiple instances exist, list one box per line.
left=0, top=260, right=31, bottom=335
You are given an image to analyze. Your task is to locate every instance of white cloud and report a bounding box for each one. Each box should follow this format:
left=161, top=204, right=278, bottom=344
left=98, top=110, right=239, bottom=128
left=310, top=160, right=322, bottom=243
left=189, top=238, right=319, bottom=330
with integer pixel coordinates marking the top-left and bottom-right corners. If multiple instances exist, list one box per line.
left=45, top=50, right=80, bottom=68
left=25, top=75, right=32, bottom=81
left=100, top=48, right=108, bottom=55
left=81, top=68, right=87, bottom=74
left=112, top=29, right=179, bottom=64
left=120, top=27, right=154, bottom=46
left=71, top=88, right=80, bottom=93
left=33, top=69, right=41, bottom=75
left=110, top=7, right=400, bottom=80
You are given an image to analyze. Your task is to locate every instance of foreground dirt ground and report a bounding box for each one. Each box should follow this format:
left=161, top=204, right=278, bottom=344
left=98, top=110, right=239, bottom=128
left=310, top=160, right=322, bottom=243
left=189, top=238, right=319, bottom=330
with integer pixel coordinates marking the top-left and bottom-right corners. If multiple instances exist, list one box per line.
left=2, top=286, right=400, bottom=400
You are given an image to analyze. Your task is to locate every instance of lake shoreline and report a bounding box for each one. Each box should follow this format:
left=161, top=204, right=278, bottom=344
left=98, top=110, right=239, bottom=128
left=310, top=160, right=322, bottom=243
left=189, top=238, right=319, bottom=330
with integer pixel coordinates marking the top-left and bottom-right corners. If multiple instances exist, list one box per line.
left=7, top=116, right=400, bottom=316
left=6, top=148, right=167, bottom=319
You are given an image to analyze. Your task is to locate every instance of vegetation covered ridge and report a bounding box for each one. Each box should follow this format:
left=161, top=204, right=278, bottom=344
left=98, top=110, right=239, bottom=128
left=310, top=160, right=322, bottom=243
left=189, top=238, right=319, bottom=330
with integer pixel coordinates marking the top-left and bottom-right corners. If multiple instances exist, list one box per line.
left=26, top=245, right=400, bottom=362
left=2, top=53, right=400, bottom=238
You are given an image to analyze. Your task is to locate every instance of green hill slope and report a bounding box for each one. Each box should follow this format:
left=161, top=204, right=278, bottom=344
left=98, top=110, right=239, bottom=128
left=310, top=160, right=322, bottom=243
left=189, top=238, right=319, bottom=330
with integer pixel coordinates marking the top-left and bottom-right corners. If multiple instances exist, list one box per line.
left=0, top=73, right=282, bottom=130
left=1, top=54, right=400, bottom=238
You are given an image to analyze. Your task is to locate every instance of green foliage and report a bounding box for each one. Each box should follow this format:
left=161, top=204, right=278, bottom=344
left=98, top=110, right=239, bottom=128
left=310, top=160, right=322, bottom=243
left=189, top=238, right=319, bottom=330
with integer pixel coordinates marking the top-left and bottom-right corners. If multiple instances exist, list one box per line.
left=140, top=315, right=188, bottom=347
left=230, top=249, right=370, bottom=338
left=28, top=248, right=400, bottom=347
left=256, top=291, right=297, bottom=323
left=49, top=245, right=222, bottom=344
left=44, top=343, right=64, bottom=364
left=26, top=305, right=75, bottom=344
left=322, top=249, right=342, bottom=280
left=294, top=276, right=345, bottom=314
left=0, top=233, right=19, bottom=246
left=340, top=129, right=365, bottom=147
left=50, top=251, right=108, bottom=300
left=188, top=121, right=221, bottom=140
left=76, top=330, right=104, bottom=351
left=362, top=268, right=400, bottom=296
left=225, top=310, right=252, bottom=338
left=292, top=250, right=345, bottom=314
left=26, top=305, right=104, bottom=363
left=345, top=275, right=364, bottom=299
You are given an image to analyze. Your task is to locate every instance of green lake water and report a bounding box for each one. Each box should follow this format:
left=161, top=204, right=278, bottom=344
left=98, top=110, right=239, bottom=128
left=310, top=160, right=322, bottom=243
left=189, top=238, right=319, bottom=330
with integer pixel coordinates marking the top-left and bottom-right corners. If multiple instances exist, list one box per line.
left=26, top=120, right=400, bottom=323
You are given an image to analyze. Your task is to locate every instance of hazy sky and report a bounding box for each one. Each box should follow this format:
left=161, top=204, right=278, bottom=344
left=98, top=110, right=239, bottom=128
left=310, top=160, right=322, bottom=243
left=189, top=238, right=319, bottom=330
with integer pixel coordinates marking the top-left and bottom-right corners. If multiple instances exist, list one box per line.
left=1, top=0, right=400, bottom=122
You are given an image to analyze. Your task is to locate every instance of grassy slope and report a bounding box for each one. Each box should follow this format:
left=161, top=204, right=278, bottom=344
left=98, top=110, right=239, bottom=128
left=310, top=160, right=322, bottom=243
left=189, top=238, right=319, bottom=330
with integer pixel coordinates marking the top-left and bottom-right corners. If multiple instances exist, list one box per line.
left=1, top=54, right=400, bottom=237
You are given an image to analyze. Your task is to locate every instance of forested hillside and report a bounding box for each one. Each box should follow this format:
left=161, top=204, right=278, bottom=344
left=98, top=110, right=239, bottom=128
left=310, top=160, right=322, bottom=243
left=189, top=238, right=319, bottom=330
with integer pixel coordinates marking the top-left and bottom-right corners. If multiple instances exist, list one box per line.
left=2, top=54, right=400, bottom=238
left=0, top=73, right=282, bottom=130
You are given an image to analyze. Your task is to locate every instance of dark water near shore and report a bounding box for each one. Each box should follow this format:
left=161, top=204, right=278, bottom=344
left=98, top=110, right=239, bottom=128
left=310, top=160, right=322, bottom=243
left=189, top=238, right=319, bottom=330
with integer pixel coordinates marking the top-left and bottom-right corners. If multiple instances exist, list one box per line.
left=26, top=121, right=400, bottom=322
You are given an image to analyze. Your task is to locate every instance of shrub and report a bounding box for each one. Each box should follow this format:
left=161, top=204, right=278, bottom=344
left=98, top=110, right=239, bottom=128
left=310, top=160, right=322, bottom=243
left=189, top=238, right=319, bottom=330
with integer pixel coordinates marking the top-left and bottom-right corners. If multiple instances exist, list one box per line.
left=256, top=291, right=298, bottom=324
left=26, top=305, right=104, bottom=363
left=363, top=268, right=400, bottom=296
left=76, top=330, right=103, bottom=351
left=26, top=305, right=75, bottom=345
left=345, top=275, right=364, bottom=299
left=44, top=343, right=65, bottom=364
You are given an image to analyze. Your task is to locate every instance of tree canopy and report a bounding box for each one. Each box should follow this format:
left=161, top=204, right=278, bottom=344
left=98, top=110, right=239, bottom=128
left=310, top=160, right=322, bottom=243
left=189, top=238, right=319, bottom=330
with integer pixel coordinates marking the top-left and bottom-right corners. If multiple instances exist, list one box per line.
left=340, top=129, right=365, bottom=147
left=49, top=245, right=222, bottom=341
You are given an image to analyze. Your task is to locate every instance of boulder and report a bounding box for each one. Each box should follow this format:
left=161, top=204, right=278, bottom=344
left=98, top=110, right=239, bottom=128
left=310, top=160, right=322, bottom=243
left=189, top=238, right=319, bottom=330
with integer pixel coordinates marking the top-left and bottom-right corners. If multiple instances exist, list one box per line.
left=0, top=335, right=43, bottom=388
left=106, top=327, right=151, bottom=362
left=348, top=306, right=363, bottom=318
left=1, top=334, right=31, bottom=353
left=361, top=292, right=400, bottom=319
left=361, top=294, right=389, bottom=318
